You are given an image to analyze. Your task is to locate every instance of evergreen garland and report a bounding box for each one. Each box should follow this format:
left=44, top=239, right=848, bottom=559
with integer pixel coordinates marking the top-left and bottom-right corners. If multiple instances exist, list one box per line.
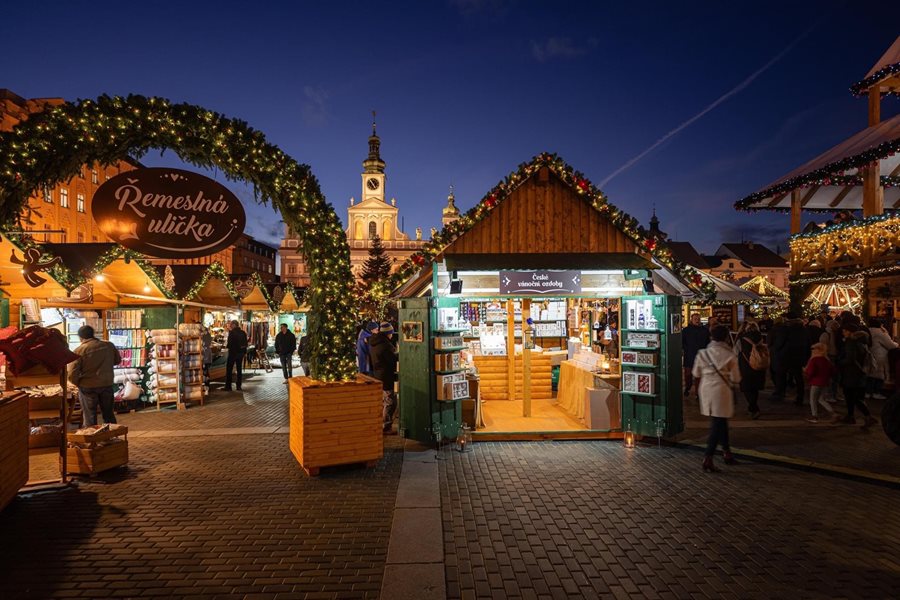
left=0, top=94, right=356, bottom=381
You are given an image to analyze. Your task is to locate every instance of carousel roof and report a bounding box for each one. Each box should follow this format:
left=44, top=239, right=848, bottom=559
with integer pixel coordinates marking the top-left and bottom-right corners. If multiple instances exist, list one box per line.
left=735, top=112, right=900, bottom=212
left=740, top=275, right=789, bottom=299
left=850, top=35, right=900, bottom=97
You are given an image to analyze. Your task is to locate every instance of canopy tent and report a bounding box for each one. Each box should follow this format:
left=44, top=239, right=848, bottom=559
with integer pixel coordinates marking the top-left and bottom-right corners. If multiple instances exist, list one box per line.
left=696, top=272, right=759, bottom=304
left=740, top=275, right=789, bottom=299
left=159, top=263, right=240, bottom=306
left=734, top=112, right=900, bottom=212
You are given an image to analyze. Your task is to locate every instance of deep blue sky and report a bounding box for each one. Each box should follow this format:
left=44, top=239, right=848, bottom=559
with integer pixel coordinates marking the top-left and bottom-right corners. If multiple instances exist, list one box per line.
left=2, top=1, right=897, bottom=255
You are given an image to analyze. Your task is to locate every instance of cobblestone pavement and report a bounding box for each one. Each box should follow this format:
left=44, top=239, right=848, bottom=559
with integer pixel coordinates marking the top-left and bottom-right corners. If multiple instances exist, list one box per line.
left=682, top=385, right=900, bottom=478
left=441, top=441, right=900, bottom=600
left=2, top=434, right=404, bottom=599
left=117, top=370, right=289, bottom=431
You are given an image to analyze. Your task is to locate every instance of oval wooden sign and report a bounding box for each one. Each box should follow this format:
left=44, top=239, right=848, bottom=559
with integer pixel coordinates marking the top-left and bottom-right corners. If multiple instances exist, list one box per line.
left=91, top=167, right=246, bottom=259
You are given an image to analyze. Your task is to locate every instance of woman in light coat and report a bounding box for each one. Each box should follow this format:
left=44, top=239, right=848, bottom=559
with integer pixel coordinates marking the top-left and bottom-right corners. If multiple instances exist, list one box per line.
left=693, top=325, right=742, bottom=472
left=868, top=318, right=898, bottom=398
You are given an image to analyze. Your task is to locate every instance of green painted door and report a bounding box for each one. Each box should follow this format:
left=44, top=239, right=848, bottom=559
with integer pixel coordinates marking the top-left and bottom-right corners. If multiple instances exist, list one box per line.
left=398, top=298, right=432, bottom=443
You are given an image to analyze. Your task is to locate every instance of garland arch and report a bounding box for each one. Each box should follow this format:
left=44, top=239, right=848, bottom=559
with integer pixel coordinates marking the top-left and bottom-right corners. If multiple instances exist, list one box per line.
left=0, top=95, right=356, bottom=381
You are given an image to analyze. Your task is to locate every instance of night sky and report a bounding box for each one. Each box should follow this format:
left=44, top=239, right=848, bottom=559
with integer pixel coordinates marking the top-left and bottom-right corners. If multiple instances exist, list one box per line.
left=2, top=1, right=897, bottom=257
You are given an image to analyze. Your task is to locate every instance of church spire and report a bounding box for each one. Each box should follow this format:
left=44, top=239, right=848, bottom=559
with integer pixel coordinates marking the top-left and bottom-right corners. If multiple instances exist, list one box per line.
left=442, top=184, right=460, bottom=226
left=363, top=110, right=385, bottom=174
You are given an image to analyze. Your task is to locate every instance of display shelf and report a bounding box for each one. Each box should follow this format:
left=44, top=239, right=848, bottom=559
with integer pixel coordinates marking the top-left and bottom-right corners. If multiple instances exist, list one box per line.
left=437, top=396, right=470, bottom=402
left=620, top=363, right=657, bottom=369
left=620, top=346, right=660, bottom=351
left=435, top=328, right=470, bottom=334
left=620, top=390, right=657, bottom=398
left=434, top=346, right=467, bottom=352
left=435, top=369, right=466, bottom=374
left=624, top=329, right=662, bottom=333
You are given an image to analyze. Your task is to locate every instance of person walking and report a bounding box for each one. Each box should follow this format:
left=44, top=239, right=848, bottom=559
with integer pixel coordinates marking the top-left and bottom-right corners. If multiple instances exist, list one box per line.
left=297, top=332, right=311, bottom=376
left=804, top=342, right=836, bottom=423
left=274, top=323, right=297, bottom=381
left=356, top=322, right=379, bottom=375
left=68, top=325, right=121, bottom=427
left=771, top=312, right=808, bottom=405
left=682, top=313, right=710, bottom=397
left=369, top=322, right=399, bottom=434
left=867, top=317, right=898, bottom=399
left=694, top=325, right=741, bottom=472
left=225, top=320, right=248, bottom=392
left=820, top=319, right=842, bottom=401
left=834, top=324, right=878, bottom=428
left=736, top=321, right=766, bottom=419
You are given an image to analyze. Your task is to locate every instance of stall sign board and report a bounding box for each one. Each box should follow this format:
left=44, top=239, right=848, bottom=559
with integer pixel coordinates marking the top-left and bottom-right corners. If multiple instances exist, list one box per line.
left=92, top=167, right=246, bottom=259
left=712, top=306, right=734, bottom=331
left=499, top=271, right=581, bottom=295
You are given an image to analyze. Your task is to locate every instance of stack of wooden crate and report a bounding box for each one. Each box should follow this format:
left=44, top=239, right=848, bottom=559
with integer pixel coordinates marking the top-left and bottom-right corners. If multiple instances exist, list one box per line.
left=0, top=392, right=28, bottom=511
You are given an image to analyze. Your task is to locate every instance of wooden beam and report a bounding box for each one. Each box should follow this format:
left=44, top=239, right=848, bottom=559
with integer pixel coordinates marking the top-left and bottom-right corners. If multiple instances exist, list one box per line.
left=868, top=87, right=881, bottom=127
left=829, top=185, right=854, bottom=208
left=799, top=185, right=820, bottom=207
left=767, top=192, right=789, bottom=208
left=790, top=189, right=802, bottom=235
left=887, top=161, right=900, bottom=178
left=862, top=163, right=884, bottom=217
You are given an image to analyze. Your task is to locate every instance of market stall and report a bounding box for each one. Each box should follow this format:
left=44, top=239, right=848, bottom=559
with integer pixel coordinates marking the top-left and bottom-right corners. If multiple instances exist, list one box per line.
left=396, top=155, right=702, bottom=442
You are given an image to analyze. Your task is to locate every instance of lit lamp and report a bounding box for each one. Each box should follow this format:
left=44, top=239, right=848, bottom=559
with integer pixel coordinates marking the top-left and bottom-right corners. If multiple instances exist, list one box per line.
left=624, top=424, right=636, bottom=449
left=456, top=422, right=473, bottom=453
left=94, top=274, right=105, bottom=282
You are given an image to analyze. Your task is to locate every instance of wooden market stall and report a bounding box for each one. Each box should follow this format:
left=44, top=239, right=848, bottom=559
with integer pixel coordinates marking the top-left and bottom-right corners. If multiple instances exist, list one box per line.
left=396, top=154, right=696, bottom=443
left=734, top=36, right=900, bottom=325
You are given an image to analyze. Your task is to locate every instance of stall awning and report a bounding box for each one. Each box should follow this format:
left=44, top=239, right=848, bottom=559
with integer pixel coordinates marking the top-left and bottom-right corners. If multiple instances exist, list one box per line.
left=735, top=112, right=900, bottom=212
left=700, top=272, right=760, bottom=304
left=443, top=252, right=657, bottom=271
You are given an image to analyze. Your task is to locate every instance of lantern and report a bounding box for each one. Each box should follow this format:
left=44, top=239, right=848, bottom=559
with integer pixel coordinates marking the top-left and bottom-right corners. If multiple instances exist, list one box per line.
left=456, top=422, right=473, bottom=453
left=624, top=424, right=636, bottom=449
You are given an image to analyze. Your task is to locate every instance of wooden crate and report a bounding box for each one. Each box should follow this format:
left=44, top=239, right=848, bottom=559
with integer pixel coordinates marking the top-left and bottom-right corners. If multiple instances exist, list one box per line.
left=64, top=440, right=128, bottom=475
left=289, top=375, right=383, bottom=477
left=64, top=425, right=129, bottom=476
left=0, top=393, right=29, bottom=511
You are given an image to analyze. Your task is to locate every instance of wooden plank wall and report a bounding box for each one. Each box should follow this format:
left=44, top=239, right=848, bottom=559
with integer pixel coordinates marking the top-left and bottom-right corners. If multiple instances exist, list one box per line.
left=474, top=355, right=553, bottom=402
left=445, top=169, right=639, bottom=255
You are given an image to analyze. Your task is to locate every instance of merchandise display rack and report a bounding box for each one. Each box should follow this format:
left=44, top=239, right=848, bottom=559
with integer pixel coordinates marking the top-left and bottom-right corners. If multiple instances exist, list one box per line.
left=106, top=309, right=148, bottom=409
left=148, top=328, right=182, bottom=410
left=177, top=324, right=205, bottom=407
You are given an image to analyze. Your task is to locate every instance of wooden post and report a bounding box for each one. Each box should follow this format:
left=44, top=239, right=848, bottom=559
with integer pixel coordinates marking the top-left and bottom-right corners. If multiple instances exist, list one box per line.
left=522, top=299, right=532, bottom=417
left=506, top=299, right=515, bottom=402
left=790, top=189, right=802, bottom=235
left=862, top=163, right=884, bottom=218
left=868, top=87, right=881, bottom=127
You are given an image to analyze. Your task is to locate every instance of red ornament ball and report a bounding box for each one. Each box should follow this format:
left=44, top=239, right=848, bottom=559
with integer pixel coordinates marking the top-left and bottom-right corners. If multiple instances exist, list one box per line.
left=691, top=273, right=703, bottom=286
left=645, top=238, right=657, bottom=252
left=577, top=179, right=589, bottom=191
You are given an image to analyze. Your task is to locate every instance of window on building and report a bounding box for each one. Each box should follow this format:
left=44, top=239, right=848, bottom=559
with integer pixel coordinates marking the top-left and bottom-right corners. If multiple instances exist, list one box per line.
left=92, top=235, right=98, bottom=242
left=78, top=168, right=84, bottom=179
left=728, top=262, right=734, bottom=269
left=60, top=188, right=69, bottom=208
left=77, top=193, right=85, bottom=213
left=43, top=186, right=53, bottom=203
left=91, top=169, right=98, bottom=184
left=368, top=221, right=377, bottom=239
left=77, top=232, right=84, bottom=243
left=288, top=265, right=296, bottom=275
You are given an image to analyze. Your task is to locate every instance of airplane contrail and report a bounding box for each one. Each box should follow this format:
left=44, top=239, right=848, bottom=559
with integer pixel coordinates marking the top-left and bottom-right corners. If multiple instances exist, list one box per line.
left=598, top=20, right=825, bottom=188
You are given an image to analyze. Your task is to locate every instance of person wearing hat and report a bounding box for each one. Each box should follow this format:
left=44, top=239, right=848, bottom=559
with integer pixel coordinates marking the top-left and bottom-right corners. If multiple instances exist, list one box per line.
left=356, top=321, right=379, bottom=375
left=369, top=321, right=399, bottom=433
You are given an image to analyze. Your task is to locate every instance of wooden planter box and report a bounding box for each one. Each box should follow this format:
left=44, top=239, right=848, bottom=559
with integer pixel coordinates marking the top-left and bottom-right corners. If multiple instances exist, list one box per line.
left=0, top=393, right=29, bottom=512
left=289, top=375, right=383, bottom=476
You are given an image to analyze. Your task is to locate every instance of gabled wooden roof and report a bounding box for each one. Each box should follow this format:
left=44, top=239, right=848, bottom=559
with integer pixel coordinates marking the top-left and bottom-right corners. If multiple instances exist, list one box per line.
left=851, top=36, right=900, bottom=97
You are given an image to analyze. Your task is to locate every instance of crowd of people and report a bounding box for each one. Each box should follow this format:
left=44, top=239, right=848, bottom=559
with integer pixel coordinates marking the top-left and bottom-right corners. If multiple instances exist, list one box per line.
left=356, top=321, right=399, bottom=435
left=684, top=309, right=899, bottom=472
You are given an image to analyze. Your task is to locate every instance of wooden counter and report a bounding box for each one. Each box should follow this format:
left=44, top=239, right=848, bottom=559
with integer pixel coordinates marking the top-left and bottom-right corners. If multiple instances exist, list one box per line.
left=0, top=392, right=28, bottom=511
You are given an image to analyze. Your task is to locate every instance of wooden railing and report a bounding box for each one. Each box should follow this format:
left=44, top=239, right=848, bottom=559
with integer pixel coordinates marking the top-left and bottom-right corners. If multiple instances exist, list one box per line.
left=790, top=214, right=900, bottom=275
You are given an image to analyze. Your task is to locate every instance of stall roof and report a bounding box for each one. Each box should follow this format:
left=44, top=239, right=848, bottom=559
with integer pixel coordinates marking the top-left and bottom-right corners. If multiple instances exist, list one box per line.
left=740, top=275, right=789, bottom=299
left=156, top=263, right=239, bottom=305
left=443, top=252, right=657, bottom=271
left=699, top=272, right=759, bottom=304
left=850, top=35, right=900, bottom=97
left=735, top=112, right=900, bottom=212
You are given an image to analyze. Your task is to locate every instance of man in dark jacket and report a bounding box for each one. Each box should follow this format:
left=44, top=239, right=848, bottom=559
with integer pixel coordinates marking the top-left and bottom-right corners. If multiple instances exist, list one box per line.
left=682, top=313, right=710, bottom=396
left=770, top=312, right=809, bottom=404
left=369, top=322, right=399, bottom=433
left=297, top=333, right=311, bottom=377
left=274, top=323, right=297, bottom=381
left=225, top=320, right=248, bottom=392
left=834, top=325, right=878, bottom=428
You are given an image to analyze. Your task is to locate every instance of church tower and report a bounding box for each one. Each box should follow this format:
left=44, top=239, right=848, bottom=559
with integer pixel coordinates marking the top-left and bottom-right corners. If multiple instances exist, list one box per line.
left=442, top=185, right=460, bottom=227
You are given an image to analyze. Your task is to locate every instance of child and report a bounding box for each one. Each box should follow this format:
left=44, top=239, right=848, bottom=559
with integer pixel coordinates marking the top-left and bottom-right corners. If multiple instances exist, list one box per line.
left=804, top=342, right=836, bottom=423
